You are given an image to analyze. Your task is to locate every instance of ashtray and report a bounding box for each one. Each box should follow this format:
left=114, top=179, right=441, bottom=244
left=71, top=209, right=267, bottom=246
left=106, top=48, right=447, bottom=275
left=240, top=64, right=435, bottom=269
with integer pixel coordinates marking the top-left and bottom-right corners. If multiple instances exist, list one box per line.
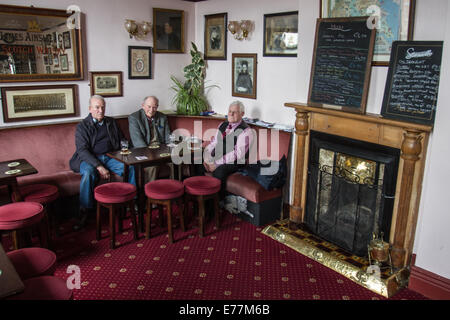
left=120, top=150, right=132, bottom=155
left=148, top=145, right=160, bottom=149
left=5, top=169, right=21, bottom=175
left=159, top=153, right=171, bottom=157
left=7, top=162, right=20, bottom=167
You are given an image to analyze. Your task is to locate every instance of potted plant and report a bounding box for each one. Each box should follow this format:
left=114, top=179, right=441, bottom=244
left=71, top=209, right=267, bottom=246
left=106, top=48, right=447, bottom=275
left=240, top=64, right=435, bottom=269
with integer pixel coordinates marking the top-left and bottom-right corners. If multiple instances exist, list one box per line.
left=171, top=42, right=214, bottom=115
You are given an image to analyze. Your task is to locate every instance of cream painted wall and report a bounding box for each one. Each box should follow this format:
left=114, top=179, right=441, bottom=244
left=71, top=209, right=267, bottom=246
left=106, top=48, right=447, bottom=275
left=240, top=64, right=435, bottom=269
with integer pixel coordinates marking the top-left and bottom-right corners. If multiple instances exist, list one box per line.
left=0, top=0, right=195, bottom=127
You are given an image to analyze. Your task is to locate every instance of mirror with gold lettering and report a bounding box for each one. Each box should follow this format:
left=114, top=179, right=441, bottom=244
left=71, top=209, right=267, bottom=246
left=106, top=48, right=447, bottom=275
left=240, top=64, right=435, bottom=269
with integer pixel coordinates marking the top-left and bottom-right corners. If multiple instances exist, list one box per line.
left=0, top=4, right=84, bottom=82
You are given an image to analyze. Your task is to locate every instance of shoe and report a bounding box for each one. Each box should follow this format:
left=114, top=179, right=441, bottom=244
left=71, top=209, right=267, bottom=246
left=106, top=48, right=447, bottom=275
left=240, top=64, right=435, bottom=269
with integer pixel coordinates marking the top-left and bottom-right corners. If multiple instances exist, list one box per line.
left=72, top=208, right=89, bottom=231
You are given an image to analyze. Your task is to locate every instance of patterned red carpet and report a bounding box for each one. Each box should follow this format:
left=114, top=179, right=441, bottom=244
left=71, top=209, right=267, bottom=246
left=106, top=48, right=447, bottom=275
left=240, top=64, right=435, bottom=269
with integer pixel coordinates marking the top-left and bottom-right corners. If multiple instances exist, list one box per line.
left=2, top=208, right=427, bottom=301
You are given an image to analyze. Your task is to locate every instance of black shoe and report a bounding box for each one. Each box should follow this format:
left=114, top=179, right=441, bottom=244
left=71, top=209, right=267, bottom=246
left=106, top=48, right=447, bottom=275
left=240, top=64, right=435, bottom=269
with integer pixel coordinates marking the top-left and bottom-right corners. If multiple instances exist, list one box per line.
left=72, top=208, right=89, bottom=231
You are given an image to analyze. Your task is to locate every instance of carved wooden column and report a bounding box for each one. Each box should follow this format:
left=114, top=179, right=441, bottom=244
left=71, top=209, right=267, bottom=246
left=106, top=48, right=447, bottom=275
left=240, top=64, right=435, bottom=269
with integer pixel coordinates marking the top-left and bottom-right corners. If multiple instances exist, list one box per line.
left=289, top=110, right=309, bottom=225
left=391, top=129, right=423, bottom=268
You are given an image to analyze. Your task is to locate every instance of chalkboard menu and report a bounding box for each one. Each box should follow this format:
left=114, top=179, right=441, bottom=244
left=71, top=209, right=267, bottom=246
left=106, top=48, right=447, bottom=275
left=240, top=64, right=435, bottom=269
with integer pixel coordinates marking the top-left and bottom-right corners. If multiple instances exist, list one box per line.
left=308, top=17, right=375, bottom=114
left=381, top=41, right=443, bottom=126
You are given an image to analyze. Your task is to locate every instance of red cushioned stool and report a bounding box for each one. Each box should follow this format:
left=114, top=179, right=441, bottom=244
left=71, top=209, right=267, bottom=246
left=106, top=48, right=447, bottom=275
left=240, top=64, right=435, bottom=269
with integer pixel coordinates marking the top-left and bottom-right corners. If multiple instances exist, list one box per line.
left=0, top=202, right=48, bottom=250
left=19, top=184, right=59, bottom=246
left=7, top=247, right=57, bottom=280
left=94, top=182, right=138, bottom=249
left=7, top=276, right=73, bottom=300
left=144, top=179, right=185, bottom=244
left=183, top=176, right=221, bottom=238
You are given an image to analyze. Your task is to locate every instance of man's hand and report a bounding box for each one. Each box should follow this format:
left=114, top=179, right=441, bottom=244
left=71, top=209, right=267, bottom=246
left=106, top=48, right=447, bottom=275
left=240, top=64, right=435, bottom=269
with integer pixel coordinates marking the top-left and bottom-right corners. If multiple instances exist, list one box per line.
left=97, top=165, right=110, bottom=180
left=203, top=160, right=217, bottom=173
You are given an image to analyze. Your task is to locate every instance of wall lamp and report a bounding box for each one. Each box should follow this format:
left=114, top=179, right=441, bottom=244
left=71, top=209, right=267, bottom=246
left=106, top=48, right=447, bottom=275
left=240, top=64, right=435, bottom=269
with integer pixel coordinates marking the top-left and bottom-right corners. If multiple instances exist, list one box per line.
left=124, top=19, right=151, bottom=39
left=227, top=20, right=253, bottom=40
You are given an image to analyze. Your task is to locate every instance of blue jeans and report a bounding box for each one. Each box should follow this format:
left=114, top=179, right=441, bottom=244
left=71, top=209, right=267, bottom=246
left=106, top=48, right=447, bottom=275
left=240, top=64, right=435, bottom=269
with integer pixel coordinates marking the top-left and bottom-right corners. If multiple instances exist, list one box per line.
left=79, top=155, right=136, bottom=209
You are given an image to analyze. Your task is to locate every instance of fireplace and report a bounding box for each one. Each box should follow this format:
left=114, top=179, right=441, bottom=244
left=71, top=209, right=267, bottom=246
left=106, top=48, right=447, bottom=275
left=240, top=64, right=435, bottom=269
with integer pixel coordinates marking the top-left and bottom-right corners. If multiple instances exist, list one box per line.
left=263, top=103, right=432, bottom=297
left=305, top=131, right=399, bottom=257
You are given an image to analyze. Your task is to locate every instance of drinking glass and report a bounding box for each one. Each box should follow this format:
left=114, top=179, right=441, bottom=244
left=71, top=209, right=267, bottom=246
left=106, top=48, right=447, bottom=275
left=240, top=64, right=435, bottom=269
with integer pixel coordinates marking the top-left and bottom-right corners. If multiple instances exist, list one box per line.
left=120, top=139, right=129, bottom=153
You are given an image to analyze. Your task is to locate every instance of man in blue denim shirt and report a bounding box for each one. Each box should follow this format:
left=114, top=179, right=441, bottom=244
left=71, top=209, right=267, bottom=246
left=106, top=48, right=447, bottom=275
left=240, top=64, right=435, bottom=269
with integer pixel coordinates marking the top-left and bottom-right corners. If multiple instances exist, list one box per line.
left=69, top=95, right=136, bottom=229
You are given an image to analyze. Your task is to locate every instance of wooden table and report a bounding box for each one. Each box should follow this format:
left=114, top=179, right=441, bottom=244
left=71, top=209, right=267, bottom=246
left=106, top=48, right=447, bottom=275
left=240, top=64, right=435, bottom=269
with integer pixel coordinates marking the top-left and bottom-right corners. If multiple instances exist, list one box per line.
left=0, top=159, right=38, bottom=203
left=0, top=245, right=24, bottom=299
left=107, top=144, right=182, bottom=232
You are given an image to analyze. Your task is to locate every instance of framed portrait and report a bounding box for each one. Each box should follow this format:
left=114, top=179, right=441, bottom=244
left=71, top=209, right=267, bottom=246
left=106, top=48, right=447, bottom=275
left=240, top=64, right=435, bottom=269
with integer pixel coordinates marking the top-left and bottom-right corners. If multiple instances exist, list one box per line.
left=320, top=0, right=416, bottom=65
left=204, top=13, right=227, bottom=60
left=128, top=46, right=152, bottom=79
left=0, top=4, right=84, bottom=82
left=1, top=84, right=79, bottom=123
left=60, top=54, right=69, bottom=71
left=89, top=71, right=123, bottom=97
left=263, top=11, right=298, bottom=57
left=153, top=8, right=184, bottom=53
left=232, top=53, right=257, bottom=99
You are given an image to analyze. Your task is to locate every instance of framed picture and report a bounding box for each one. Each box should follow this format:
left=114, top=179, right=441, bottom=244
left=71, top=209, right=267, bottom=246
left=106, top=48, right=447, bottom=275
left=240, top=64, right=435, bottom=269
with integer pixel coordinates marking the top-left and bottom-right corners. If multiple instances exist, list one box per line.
left=53, top=55, right=59, bottom=67
left=263, top=11, right=298, bottom=57
left=204, top=13, right=227, bottom=60
left=1, top=84, right=79, bottom=123
left=128, top=46, right=152, bottom=79
left=89, top=71, right=123, bottom=97
left=0, top=4, right=84, bottom=82
left=153, top=8, right=184, bottom=53
left=60, top=54, right=69, bottom=71
left=63, top=31, right=71, bottom=49
left=232, top=53, right=257, bottom=99
left=320, top=0, right=416, bottom=66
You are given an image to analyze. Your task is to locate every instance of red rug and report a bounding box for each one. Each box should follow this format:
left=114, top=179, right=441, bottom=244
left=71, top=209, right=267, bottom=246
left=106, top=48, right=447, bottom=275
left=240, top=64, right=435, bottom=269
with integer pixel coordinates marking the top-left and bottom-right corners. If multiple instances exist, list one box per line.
left=2, top=208, right=427, bottom=301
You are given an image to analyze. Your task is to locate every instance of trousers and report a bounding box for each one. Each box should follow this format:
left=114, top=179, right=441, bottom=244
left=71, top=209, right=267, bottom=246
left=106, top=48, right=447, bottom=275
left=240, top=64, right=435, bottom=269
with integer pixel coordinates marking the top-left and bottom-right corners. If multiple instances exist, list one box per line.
left=79, top=154, right=136, bottom=209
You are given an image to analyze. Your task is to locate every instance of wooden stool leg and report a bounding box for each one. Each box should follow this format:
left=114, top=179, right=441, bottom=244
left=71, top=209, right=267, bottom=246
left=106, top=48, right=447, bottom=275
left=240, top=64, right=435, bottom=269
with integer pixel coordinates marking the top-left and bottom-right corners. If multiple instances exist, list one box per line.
left=198, top=196, right=205, bottom=238
left=145, top=199, right=152, bottom=239
left=109, top=205, right=116, bottom=249
left=214, top=193, right=220, bottom=229
left=12, top=230, right=19, bottom=250
left=179, top=198, right=186, bottom=232
left=130, top=200, right=138, bottom=240
left=96, top=203, right=101, bottom=241
left=167, top=200, right=173, bottom=244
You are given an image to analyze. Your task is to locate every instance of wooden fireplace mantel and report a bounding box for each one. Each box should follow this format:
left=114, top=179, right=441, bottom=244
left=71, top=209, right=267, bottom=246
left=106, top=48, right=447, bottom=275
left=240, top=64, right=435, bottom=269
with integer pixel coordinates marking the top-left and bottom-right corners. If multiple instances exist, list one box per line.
left=285, top=102, right=432, bottom=269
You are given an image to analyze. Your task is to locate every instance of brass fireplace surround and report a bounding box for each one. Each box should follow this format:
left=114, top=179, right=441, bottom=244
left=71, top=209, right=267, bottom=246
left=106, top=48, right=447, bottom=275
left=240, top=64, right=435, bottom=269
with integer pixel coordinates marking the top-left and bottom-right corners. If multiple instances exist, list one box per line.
left=263, top=102, right=432, bottom=297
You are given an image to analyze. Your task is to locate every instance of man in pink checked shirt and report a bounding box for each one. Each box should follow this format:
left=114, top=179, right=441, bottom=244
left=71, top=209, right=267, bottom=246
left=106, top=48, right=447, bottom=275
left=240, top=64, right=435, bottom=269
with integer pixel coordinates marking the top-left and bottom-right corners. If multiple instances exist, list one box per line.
left=202, top=101, right=254, bottom=190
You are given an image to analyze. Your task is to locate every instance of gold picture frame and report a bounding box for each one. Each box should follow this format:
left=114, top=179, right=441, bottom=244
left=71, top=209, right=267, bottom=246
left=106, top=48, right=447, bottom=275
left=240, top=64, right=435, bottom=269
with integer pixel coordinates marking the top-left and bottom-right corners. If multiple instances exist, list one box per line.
left=89, top=71, right=123, bottom=97
left=204, top=13, right=227, bottom=60
left=153, top=8, right=184, bottom=53
left=1, top=84, right=79, bottom=122
left=232, top=53, right=257, bottom=100
left=263, top=11, right=298, bottom=57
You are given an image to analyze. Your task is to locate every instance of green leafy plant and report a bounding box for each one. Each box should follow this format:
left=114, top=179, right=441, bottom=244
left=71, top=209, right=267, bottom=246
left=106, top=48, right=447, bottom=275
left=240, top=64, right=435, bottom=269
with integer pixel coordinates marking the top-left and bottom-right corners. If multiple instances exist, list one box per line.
left=171, top=42, right=215, bottom=115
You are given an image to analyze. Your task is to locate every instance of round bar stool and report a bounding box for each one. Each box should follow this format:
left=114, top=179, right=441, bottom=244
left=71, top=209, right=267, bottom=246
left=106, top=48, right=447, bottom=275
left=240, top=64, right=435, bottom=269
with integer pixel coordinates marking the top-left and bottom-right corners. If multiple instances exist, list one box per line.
left=144, top=179, right=185, bottom=244
left=94, top=182, right=138, bottom=249
left=19, top=184, right=59, bottom=245
left=7, top=247, right=57, bottom=280
left=183, top=176, right=221, bottom=238
left=0, top=202, right=48, bottom=250
left=7, top=276, right=73, bottom=300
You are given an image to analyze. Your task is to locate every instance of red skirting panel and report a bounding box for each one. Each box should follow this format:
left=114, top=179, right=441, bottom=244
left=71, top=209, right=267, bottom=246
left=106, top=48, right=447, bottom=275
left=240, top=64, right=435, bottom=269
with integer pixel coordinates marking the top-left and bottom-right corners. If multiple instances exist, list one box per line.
left=409, top=255, right=450, bottom=300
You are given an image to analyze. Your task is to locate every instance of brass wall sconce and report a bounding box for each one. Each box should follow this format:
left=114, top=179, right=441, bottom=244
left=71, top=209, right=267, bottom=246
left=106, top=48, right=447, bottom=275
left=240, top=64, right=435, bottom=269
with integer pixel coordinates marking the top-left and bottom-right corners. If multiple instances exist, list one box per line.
left=124, top=19, right=151, bottom=39
left=227, top=20, right=253, bottom=40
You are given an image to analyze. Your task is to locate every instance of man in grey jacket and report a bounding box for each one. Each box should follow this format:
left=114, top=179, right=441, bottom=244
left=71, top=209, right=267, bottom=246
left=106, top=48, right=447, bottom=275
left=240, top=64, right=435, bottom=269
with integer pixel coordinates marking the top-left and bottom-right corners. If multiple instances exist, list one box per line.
left=128, top=96, right=172, bottom=181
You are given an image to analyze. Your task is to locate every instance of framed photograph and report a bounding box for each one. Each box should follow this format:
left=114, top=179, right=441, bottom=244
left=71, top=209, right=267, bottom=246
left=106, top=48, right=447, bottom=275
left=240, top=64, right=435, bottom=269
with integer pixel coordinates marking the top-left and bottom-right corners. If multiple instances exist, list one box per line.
left=204, top=13, right=227, bottom=60
left=60, top=54, right=69, bottom=71
left=153, top=8, right=184, bottom=53
left=53, top=55, right=59, bottom=68
left=232, top=53, right=257, bottom=99
left=89, top=71, right=123, bottom=97
left=320, top=0, right=416, bottom=66
left=263, top=11, right=298, bottom=57
left=128, top=46, right=152, bottom=79
left=1, top=84, right=79, bottom=123
left=0, top=4, right=84, bottom=82
left=63, top=31, right=71, bottom=49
